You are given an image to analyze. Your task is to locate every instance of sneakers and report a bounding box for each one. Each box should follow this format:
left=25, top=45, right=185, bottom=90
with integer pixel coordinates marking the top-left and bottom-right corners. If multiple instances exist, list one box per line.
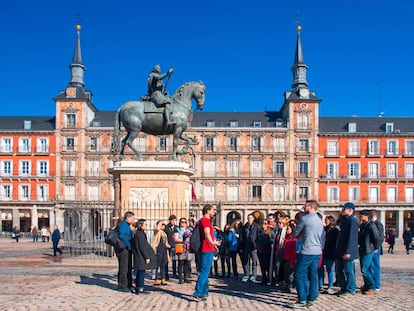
left=337, top=292, right=355, bottom=297
left=249, top=276, right=256, bottom=282
left=289, top=301, right=307, bottom=309
left=192, top=295, right=206, bottom=302
left=241, top=276, right=249, bottom=282
left=326, top=287, right=335, bottom=295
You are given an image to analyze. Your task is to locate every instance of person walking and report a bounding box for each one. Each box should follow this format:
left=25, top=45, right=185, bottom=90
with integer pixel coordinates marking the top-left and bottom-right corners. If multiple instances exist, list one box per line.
left=51, top=225, right=63, bottom=257
left=117, top=211, right=135, bottom=293
left=192, top=204, right=221, bottom=302
left=290, top=200, right=325, bottom=309
left=32, top=226, right=39, bottom=243
left=12, top=226, right=20, bottom=243
left=335, top=202, right=359, bottom=297
left=387, top=228, right=396, bottom=254
left=403, top=226, right=413, bottom=255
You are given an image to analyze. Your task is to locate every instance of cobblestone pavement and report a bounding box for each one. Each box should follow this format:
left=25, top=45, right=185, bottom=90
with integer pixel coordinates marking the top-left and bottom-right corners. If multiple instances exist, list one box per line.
left=0, top=238, right=413, bottom=311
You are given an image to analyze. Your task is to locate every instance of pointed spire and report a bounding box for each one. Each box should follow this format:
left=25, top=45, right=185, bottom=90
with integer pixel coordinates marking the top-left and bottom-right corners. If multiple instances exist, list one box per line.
left=291, top=25, right=308, bottom=90
left=69, top=24, right=86, bottom=87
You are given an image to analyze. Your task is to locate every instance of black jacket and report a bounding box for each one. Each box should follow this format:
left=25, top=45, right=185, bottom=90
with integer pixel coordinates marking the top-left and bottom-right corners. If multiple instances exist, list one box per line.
left=323, top=226, right=339, bottom=260
left=241, top=221, right=260, bottom=251
left=132, top=230, right=157, bottom=271
left=336, top=215, right=359, bottom=260
left=358, top=221, right=381, bottom=255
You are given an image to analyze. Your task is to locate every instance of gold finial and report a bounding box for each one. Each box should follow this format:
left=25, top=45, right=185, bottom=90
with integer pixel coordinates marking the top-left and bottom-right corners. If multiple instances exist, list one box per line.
left=297, top=25, right=302, bottom=31
left=76, top=24, right=81, bottom=31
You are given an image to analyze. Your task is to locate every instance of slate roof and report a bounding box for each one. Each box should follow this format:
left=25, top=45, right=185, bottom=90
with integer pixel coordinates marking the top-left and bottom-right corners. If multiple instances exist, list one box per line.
left=319, top=117, right=414, bottom=133
left=0, top=116, right=55, bottom=131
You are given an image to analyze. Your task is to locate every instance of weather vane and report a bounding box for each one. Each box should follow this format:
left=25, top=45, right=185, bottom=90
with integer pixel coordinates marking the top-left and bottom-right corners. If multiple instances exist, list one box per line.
left=295, top=9, right=302, bottom=31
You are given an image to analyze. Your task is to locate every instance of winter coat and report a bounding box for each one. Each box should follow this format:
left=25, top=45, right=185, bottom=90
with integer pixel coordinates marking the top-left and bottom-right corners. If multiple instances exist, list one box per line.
left=241, top=221, right=260, bottom=251
left=323, top=226, right=339, bottom=260
left=358, top=221, right=381, bottom=255
left=336, top=215, right=359, bottom=260
left=132, top=230, right=157, bottom=271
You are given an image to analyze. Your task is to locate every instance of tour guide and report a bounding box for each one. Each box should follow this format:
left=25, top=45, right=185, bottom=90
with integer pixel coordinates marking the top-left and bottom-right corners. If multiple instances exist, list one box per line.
left=192, top=204, right=221, bottom=301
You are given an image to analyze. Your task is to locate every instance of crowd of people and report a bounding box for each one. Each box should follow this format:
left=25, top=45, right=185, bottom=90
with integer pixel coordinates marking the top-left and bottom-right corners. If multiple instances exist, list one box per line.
left=115, top=202, right=412, bottom=308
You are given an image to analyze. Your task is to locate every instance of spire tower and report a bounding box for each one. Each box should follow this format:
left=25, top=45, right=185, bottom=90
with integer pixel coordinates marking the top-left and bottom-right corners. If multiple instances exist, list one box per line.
left=69, top=24, right=86, bottom=87
left=291, top=25, right=308, bottom=91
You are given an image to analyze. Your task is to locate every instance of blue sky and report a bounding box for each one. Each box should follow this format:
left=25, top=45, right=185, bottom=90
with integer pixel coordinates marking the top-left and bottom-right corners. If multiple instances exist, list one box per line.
left=0, top=0, right=413, bottom=117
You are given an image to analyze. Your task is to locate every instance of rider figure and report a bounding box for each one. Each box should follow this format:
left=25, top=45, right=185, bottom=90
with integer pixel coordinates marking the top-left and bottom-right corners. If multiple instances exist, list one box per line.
left=147, top=64, right=175, bottom=127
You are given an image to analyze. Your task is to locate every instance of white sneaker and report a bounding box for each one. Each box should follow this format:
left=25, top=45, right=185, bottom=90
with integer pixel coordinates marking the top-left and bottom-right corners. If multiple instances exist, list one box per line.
left=249, top=276, right=256, bottom=282
left=241, top=276, right=249, bottom=282
left=327, top=287, right=335, bottom=295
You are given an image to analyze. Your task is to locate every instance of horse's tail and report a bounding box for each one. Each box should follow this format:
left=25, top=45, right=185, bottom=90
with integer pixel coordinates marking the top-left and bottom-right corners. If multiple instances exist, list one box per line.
left=110, top=107, right=122, bottom=154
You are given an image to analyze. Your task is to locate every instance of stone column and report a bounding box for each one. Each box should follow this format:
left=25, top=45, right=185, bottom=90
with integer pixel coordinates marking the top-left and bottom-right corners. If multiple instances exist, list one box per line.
left=398, top=209, right=404, bottom=238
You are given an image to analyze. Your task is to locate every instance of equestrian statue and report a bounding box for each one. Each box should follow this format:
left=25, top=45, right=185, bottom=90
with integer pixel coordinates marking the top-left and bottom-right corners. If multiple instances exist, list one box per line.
left=111, top=65, right=206, bottom=161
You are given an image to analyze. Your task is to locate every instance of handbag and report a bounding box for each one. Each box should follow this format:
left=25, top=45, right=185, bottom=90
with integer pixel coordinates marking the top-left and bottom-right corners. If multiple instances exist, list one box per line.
left=175, top=243, right=184, bottom=255
left=12, top=233, right=16, bottom=238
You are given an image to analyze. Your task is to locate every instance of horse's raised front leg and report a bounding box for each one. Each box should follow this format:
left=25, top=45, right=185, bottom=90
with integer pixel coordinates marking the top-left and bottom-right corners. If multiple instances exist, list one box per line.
left=178, top=132, right=193, bottom=155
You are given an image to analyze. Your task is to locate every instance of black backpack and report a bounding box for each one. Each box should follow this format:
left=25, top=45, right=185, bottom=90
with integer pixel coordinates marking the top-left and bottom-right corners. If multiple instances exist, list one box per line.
left=105, top=229, right=126, bottom=251
left=190, top=220, right=202, bottom=253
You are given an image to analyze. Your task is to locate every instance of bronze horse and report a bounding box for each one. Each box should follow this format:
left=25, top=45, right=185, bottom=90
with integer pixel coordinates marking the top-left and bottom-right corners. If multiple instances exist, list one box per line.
left=111, top=81, right=206, bottom=161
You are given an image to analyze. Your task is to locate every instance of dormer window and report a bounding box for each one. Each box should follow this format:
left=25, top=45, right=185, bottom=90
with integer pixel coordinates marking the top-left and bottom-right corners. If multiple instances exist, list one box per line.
left=385, top=122, right=394, bottom=133
left=230, top=120, right=238, bottom=127
left=206, top=120, right=215, bottom=127
left=253, top=121, right=261, bottom=128
left=348, top=122, right=356, bottom=133
left=24, top=120, right=32, bottom=130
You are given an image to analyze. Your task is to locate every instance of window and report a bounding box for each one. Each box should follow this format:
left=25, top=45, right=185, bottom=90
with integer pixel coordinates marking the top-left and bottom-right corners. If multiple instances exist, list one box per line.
left=38, top=161, right=48, bottom=176
left=66, top=138, right=75, bottom=151
left=405, top=187, right=414, bottom=203
left=88, top=185, right=100, bottom=201
left=230, top=120, right=238, bottom=127
left=0, top=185, right=11, bottom=200
left=251, top=160, right=262, bottom=177
left=348, top=163, right=360, bottom=179
left=326, top=162, right=338, bottom=178
left=273, top=185, right=285, bottom=201
left=385, top=122, right=394, bottom=133
left=229, top=137, right=237, bottom=151
left=206, top=120, right=215, bottom=127
left=66, top=114, right=76, bottom=127
left=205, top=137, right=214, bottom=151
left=274, top=161, right=285, bottom=177
left=348, top=122, right=356, bottom=133
left=274, top=137, right=285, bottom=152
left=203, top=185, right=215, bottom=201
left=203, top=160, right=216, bottom=177
left=387, top=187, right=397, bottom=203
left=348, top=141, right=360, bottom=156
left=252, top=185, right=262, bottom=200
left=133, top=137, right=146, bottom=152
left=368, top=162, right=379, bottom=178
left=20, top=161, right=30, bottom=176
left=298, top=162, right=308, bottom=177
left=299, top=187, right=308, bottom=199
left=19, top=138, right=30, bottom=153
left=405, top=141, right=414, bottom=155
left=64, top=184, right=76, bottom=200
left=252, top=137, right=261, bottom=150
left=64, top=159, right=76, bottom=177
left=37, top=138, right=48, bottom=153
left=1, top=138, right=12, bottom=153
left=159, top=137, right=167, bottom=151
left=227, top=185, right=239, bottom=201
left=19, top=185, right=30, bottom=200
left=227, top=160, right=239, bottom=177
left=405, top=163, right=414, bottom=178
left=326, top=141, right=338, bottom=156
left=298, top=139, right=309, bottom=152
left=253, top=121, right=261, bottom=128
left=327, top=187, right=339, bottom=203
left=90, top=137, right=97, bottom=151
left=349, top=186, right=360, bottom=202
left=2, top=161, right=12, bottom=176
left=88, top=159, right=100, bottom=177
left=297, top=114, right=309, bottom=129
left=24, top=120, right=32, bottom=130
left=37, top=185, right=48, bottom=201
left=386, top=140, right=398, bottom=155
left=368, top=187, right=379, bottom=203
left=368, top=140, right=379, bottom=155
left=387, top=163, right=397, bottom=178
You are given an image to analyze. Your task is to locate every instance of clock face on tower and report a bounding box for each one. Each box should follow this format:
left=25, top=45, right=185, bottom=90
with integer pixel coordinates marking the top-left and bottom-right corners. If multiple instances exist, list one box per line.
left=299, top=88, right=309, bottom=98
left=66, top=87, right=76, bottom=97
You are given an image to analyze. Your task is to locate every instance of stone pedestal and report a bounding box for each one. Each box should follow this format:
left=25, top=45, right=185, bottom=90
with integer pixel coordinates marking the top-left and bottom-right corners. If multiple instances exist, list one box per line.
left=108, top=161, right=194, bottom=220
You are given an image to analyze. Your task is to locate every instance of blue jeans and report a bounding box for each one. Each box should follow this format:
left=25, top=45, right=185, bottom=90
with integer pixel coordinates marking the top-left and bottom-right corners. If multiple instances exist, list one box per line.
left=360, top=252, right=375, bottom=290
left=295, top=253, right=320, bottom=302
left=336, top=259, right=356, bottom=294
left=319, top=258, right=335, bottom=288
left=371, top=248, right=381, bottom=289
left=52, top=241, right=62, bottom=256
left=193, top=252, right=214, bottom=297
left=135, top=270, right=146, bottom=290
